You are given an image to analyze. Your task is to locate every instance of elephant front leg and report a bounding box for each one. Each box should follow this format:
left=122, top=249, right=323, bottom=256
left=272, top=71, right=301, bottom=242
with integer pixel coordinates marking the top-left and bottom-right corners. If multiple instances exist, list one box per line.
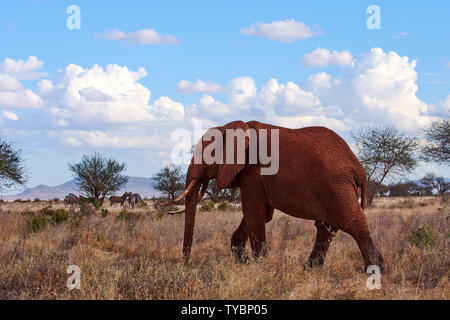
left=244, top=215, right=267, bottom=259
left=231, top=219, right=249, bottom=263
left=305, top=221, right=338, bottom=269
left=239, top=170, right=268, bottom=260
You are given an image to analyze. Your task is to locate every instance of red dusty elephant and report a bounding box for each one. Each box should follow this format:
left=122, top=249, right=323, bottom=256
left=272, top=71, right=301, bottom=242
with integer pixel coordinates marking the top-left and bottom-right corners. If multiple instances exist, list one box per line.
left=169, top=120, right=384, bottom=272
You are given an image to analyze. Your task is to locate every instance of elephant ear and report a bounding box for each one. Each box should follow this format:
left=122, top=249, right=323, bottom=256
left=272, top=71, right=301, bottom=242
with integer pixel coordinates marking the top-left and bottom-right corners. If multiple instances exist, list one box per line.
left=216, top=121, right=250, bottom=189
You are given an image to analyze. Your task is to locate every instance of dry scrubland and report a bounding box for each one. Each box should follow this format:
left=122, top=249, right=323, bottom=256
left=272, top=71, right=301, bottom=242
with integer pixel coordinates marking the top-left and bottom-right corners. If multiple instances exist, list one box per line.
left=0, top=196, right=448, bottom=300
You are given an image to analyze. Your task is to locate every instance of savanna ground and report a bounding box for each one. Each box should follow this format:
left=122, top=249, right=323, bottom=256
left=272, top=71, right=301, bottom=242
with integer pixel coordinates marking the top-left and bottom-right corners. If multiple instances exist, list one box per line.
left=0, top=196, right=448, bottom=300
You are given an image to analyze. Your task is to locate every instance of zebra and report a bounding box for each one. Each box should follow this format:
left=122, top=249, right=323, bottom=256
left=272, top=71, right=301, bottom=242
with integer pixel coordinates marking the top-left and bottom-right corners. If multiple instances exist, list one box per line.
left=64, top=193, right=79, bottom=207
left=128, top=193, right=144, bottom=208
left=109, top=192, right=132, bottom=207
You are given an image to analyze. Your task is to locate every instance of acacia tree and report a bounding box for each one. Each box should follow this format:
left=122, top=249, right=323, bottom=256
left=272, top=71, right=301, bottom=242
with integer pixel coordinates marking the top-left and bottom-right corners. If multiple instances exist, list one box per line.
left=0, top=138, right=26, bottom=192
left=352, top=126, right=418, bottom=206
left=151, top=165, right=185, bottom=201
left=68, top=153, right=128, bottom=205
left=421, top=173, right=449, bottom=195
left=420, top=120, right=449, bottom=164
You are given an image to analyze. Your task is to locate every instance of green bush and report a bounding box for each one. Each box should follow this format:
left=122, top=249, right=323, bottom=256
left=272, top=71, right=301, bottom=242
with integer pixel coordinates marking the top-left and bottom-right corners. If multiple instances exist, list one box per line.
left=92, top=199, right=103, bottom=210
left=407, top=224, right=437, bottom=249
left=40, top=206, right=69, bottom=224
left=200, top=200, right=215, bottom=212
left=217, top=202, right=228, bottom=211
left=27, top=216, right=48, bottom=233
left=25, top=206, right=69, bottom=233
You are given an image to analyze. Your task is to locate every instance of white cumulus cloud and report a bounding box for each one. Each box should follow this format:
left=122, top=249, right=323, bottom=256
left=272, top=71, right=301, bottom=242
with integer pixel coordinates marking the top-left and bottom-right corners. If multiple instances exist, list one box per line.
left=392, top=32, right=408, bottom=39
left=95, top=29, right=179, bottom=45
left=0, top=74, right=23, bottom=91
left=0, top=89, right=43, bottom=109
left=1, top=48, right=447, bottom=161
left=301, top=48, right=353, bottom=68
left=241, top=19, right=317, bottom=43
left=2, top=110, right=18, bottom=121
left=0, top=56, right=47, bottom=80
left=40, top=63, right=156, bottom=126
left=176, top=79, right=225, bottom=94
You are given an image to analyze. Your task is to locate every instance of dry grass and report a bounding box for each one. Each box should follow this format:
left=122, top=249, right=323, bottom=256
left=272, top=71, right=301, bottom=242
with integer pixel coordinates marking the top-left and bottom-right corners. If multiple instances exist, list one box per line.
left=0, top=197, right=448, bottom=300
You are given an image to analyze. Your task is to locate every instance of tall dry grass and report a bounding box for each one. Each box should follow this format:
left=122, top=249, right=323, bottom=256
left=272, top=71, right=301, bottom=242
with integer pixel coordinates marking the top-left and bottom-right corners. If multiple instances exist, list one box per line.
left=0, top=197, right=448, bottom=300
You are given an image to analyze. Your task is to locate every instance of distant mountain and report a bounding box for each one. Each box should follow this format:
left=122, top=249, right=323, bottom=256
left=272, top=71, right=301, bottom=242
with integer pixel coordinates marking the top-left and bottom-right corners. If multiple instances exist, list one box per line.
left=3, top=176, right=160, bottom=200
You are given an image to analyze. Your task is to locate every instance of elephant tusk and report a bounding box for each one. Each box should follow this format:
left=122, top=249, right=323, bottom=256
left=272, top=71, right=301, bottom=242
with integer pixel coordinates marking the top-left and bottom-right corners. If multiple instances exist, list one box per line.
left=173, top=179, right=199, bottom=204
left=154, top=200, right=170, bottom=207
left=198, top=181, right=209, bottom=202
left=154, top=179, right=200, bottom=208
left=166, top=208, right=185, bottom=215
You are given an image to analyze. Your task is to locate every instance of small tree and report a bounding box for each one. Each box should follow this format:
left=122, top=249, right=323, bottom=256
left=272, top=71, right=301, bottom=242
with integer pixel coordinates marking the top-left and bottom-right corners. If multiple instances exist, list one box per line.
left=421, top=173, right=449, bottom=195
left=0, top=137, right=26, bottom=192
left=68, top=153, right=128, bottom=205
left=420, top=120, right=449, bottom=164
left=151, top=165, right=185, bottom=201
left=408, top=181, right=433, bottom=196
left=352, top=126, right=418, bottom=206
left=206, top=179, right=240, bottom=203
left=385, top=181, right=429, bottom=197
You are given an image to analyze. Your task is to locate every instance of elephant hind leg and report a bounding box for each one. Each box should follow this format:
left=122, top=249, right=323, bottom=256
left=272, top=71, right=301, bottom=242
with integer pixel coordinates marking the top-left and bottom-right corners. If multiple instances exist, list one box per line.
left=340, top=207, right=384, bottom=273
left=305, top=221, right=338, bottom=269
left=231, top=219, right=249, bottom=263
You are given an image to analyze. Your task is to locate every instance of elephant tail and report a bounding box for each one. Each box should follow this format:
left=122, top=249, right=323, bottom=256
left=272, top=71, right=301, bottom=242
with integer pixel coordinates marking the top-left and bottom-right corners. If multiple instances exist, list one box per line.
left=360, top=178, right=366, bottom=209
left=355, top=170, right=367, bottom=210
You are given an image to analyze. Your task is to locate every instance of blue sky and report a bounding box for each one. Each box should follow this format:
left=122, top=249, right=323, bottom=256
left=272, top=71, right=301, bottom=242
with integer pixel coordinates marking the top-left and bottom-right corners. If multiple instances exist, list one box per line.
left=0, top=0, right=449, bottom=193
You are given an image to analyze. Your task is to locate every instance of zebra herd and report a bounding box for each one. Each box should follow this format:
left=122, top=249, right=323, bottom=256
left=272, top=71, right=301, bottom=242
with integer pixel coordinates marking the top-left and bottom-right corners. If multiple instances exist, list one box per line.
left=64, top=192, right=145, bottom=208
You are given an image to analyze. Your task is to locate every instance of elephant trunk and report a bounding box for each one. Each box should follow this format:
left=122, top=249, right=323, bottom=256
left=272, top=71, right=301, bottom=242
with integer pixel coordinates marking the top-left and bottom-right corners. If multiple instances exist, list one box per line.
left=182, top=180, right=201, bottom=263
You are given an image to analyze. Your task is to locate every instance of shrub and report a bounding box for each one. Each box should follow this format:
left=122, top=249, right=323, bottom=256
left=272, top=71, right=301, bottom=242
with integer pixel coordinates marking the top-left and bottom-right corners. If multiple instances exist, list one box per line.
left=217, top=202, right=228, bottom=211
left=407, top=224, right=437, bottom=249
left=92, top=199, right=103, bottom=210
left=200, top=200, right=215, bottom=212
left=33, top=198, right=41, bottom=202
left=25, top=206, right=70, bottom=233
left=41, top=207, right=69, bottom=224
left=27, top=216, right=48, bottom=233
left=156, top=210, right=165, bottom=219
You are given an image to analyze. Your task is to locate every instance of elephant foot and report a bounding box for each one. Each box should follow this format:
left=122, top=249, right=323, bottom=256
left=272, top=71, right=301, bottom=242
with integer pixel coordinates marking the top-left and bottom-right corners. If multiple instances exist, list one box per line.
left=303, top=256, right=325, bottom=270
left=363, top=248, right=385, bottom=274
left=364, top=263, right=385, bottom=275
left=232, top=245, right=250, bottom=264
left=233, top=252, right=250, bottom=264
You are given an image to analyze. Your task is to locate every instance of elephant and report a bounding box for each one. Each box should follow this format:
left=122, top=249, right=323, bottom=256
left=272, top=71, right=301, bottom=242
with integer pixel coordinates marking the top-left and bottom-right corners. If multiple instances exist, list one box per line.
left=168, top=120, right=384, bottom=272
